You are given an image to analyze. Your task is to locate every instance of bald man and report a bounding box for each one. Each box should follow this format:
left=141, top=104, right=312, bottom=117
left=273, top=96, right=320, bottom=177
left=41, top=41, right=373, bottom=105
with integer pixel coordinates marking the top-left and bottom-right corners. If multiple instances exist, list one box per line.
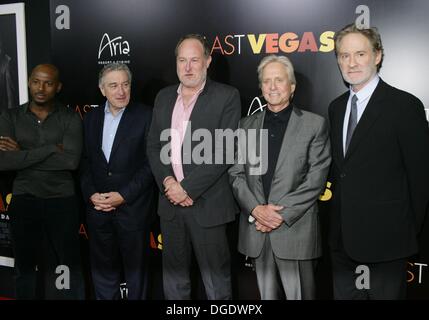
left=0, top=64, right=83, bottom=299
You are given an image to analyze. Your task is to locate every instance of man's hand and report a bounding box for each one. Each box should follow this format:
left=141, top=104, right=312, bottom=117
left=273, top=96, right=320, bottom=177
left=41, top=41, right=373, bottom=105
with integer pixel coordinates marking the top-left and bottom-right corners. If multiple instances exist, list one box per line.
left=255, top=220, right=273, bottom=233
left=90, top=192, right=125, bottom=212
left=165, top=181, right=189, bottom=205
left=0, top=136, right=20, bottom=151
left=163, top=176, right=176, bottom=188
left=163, top=176, right=192, bottom=206
left=179, top=196, right=194, bottom=207
left=90, top=192, right=113, bottom=211
left=251, top=204, right=284, bottom=231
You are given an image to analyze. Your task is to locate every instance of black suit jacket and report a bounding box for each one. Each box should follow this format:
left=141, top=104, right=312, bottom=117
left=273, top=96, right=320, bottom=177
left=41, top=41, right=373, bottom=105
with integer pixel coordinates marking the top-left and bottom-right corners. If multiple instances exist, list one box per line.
left=147, top=79, right=241, bottom=227
left=328, top=79, right=429, bottom=262
left=80, top=102, right=155, bottom=231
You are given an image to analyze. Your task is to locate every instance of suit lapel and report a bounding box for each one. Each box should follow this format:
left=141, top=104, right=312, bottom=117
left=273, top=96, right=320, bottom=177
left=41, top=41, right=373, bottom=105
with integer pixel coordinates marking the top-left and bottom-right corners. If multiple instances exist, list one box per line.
left=271, top=107, right=303, bottom=180
left=164, top=86, right=179, bottom=129
left=332, top=94, right=348, bottom=163
left=248, top=110, right=266, bottom=195
left=344, top=81, right=386, bottom=161
left=109, top=104, right=135, bottom=160
left=188, top=80, right=210, bottom=128
left=180, top=82, right=210, bottom=156
left=94, top=106, right=108, bottom=163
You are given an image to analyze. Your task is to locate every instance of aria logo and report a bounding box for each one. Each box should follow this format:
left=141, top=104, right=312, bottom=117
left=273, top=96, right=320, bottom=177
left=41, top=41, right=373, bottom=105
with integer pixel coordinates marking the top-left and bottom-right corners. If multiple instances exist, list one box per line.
left=98, top=33, right=131, bottom=64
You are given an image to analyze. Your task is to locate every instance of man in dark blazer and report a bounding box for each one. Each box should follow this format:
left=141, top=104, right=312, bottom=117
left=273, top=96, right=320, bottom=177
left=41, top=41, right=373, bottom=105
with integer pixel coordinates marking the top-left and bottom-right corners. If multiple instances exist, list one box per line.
left=80, top=63, right=154, bottom=299
left=147, top=34, right=241, bottom=299
left=328, top=23, right=429, bottom=299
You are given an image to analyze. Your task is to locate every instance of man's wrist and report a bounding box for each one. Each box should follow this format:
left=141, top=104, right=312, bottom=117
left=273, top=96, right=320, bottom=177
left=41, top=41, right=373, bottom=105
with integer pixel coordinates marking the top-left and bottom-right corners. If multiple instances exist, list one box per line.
left=251, top=204, right=263, bottom=215
left=163, top=176, right=175, bottom=186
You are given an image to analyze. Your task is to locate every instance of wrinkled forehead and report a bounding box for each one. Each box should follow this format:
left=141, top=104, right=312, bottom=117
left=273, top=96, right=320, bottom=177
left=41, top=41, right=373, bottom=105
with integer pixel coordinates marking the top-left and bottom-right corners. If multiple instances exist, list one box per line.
left=101, top=70, right=130, bottom=86
left=262, top=62, right=289, bottom=78
left=177, top=39, right=206, bottom=58
left=337, top=33, right=373, bottom=52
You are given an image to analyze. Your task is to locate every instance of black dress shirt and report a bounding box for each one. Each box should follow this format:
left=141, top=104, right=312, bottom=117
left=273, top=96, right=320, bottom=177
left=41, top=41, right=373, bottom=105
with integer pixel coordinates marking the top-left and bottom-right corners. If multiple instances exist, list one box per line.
left=0, top=102, right=82, bottom=198
left=261, top=104, right=293, bottom=202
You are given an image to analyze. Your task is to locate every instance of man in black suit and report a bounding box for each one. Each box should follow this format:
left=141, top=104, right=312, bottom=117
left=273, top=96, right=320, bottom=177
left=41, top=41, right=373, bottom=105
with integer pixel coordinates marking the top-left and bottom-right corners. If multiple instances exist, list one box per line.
left=328, top=23, right=429, bottom=299
left=80, top=63, right=154, bottom=299
left=147, top=34, right=241, bottom=299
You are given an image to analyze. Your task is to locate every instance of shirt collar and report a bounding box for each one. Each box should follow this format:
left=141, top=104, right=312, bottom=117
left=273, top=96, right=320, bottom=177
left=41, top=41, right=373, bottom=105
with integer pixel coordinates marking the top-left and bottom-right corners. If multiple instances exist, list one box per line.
left=265, top=103, right=293, bottom=123
left=24, top=101, right=59, bottom=115
left=177, top=80, right=206, bottom=96
left=349, top=74, right=380, bottom=102
left=104, top=101, right=125, bottom=116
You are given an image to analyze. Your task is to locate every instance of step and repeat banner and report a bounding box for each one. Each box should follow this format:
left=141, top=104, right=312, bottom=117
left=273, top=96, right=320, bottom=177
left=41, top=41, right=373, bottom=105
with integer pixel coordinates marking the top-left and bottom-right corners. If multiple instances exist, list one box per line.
left=1, top=0, right=429, bottom=299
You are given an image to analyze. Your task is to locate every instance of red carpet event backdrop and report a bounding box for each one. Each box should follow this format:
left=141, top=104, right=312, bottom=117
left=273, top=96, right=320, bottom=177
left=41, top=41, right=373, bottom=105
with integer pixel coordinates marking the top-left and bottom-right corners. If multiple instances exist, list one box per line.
left=1, top=0, right=429, bottom=299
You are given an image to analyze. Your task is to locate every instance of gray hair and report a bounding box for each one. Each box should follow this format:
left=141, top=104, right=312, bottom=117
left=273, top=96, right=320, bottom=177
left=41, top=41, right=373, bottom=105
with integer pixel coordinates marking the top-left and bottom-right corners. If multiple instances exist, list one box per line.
left=98, top=63, right=132, bottom=86
left=257, top=55, right=296, bottom=87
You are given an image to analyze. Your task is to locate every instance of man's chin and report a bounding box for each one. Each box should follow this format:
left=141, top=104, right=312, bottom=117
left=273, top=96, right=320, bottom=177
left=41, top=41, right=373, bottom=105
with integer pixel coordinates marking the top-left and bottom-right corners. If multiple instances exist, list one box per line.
left=113, top=100, right=129, bottom=108
left=32, top=99, right=49, bottom=106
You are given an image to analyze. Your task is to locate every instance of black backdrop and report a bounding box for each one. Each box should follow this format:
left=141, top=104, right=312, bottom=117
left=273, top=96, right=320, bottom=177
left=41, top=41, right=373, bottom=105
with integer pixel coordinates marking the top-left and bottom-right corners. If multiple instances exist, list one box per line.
left=0, top=0, right=429, bottom=300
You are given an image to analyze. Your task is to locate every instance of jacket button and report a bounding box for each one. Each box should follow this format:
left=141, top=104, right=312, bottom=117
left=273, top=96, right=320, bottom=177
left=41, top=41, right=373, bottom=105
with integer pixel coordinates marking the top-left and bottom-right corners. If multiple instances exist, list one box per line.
left=340, top=173, right=346, bottom=178
left=108, top=172, right=112, bottom=176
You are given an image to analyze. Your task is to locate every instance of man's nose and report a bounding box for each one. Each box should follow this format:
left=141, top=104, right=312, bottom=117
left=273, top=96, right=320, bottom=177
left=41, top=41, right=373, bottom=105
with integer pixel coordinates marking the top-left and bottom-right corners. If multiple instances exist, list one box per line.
left=185, top=61, right=192, bottom=72
left=349, top=55, right=357, bottom=67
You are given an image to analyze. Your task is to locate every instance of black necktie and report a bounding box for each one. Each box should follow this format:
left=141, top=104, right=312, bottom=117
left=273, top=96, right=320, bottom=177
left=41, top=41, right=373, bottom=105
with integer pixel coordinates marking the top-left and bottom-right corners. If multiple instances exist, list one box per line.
left=345, top=94, right=358, bottom=154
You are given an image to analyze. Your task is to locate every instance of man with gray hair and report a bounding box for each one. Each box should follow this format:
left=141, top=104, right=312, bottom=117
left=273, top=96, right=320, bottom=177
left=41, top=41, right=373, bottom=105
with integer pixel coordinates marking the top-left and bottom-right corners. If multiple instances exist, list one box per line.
left=80, top=62, right=155, bottom=299
left=328, top=23, right=429, bottom=299
left=229, top=54, right=331, bottom=299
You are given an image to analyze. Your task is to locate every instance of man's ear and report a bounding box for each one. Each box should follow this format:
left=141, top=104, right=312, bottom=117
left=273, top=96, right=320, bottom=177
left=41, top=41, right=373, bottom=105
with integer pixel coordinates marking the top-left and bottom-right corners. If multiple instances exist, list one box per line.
left=99, top=85, right=106, bottom=97
left=375, top=50, right=382, bottom=67
left=206, top=55, right=212, bottom=69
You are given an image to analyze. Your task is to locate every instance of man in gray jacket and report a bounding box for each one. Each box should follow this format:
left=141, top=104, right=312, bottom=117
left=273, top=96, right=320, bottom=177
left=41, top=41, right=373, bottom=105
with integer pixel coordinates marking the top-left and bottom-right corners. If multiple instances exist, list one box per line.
left=229, top=55, right=331, bottom=300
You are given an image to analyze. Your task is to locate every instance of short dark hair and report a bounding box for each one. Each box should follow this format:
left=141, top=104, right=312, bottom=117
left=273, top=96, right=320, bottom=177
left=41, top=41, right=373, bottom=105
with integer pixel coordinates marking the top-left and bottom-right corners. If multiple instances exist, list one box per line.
left=31, top=64, right=61, bottom=82
left=175, top=34, right=211, bottom=58
left=334, top=23, right=384, bottom=71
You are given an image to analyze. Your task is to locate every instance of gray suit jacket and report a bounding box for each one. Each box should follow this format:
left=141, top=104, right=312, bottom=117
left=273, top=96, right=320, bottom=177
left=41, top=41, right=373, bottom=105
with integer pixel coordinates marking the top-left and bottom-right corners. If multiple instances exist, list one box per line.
left=147, top=79, right=241, bottom=227
left=229, top=106, right=331, bottom=260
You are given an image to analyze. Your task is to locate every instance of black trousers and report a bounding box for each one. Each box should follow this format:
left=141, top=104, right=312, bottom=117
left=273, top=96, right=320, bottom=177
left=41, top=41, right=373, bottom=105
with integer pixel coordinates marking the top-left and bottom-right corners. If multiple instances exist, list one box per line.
left=330, top=239, right=408, bottom=300
left=9, top=194, right=83, bottom=300
left=160, top=210, right=232, bottom=300
left=87, top=210, right=150, bottom=300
